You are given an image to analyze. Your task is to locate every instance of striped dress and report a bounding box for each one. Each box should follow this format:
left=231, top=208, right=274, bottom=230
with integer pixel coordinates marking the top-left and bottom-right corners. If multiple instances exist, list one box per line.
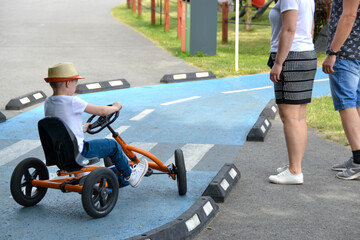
left=270, top=51, right=317, bottom=104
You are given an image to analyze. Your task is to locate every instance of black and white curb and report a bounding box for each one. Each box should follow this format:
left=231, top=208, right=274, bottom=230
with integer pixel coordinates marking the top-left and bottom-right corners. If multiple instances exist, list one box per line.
left=76, top=79, right=130, bottom=94
left=128, top=196, right=219, bottom=240
left=0, top=112, right=6, bottom=123
left=202, top=163, right=241, bottom=203
left=260, top=99, right=278, bottom=120
left=5, top=91, right=47, bottom=110
left=160, top=71, right=216, bottom=83
left=246, top=116, right=272, bottom=142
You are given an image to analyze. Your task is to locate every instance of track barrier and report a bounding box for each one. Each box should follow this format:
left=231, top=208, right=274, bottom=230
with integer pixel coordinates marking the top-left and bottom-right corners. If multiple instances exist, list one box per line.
left=0, top=112, right=6, bottom=123
left=160, top=71, right=216, bottom=83
left=5, top=91, right=47, bottom=111
left=76, top=79, right=130, bottom=94
left=128, top=196, right=219, bottom=240
left=202, top=163, right=241, bottom=203
left=246, top=116, right=271, bottom=142
left=260, top=99, right=278, bottom=120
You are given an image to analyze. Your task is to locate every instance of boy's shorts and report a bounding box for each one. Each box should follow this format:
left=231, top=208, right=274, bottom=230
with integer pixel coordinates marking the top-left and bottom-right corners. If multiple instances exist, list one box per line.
left=329, top=59, right=360, bottom=111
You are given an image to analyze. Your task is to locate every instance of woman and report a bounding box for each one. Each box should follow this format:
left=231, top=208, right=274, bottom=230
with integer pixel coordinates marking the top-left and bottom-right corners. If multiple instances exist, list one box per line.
left=268, top=0, right=317, bottom=184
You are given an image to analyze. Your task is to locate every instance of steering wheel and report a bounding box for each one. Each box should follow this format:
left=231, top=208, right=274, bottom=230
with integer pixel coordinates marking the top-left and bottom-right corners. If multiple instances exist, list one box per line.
left=86, top=110, right=119, bottom=135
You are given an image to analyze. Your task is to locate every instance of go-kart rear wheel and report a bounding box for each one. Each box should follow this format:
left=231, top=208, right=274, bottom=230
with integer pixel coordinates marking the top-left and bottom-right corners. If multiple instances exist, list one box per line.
left=174, top=149, right=187, bottom=196
left=10, top=158, right=49, bottom=207
left=82, top=167, right=119, bottom=218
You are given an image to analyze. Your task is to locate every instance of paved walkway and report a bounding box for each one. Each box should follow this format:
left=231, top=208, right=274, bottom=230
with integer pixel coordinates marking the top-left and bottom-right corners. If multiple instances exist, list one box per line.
left=195, top=117, right=360, bottom=240
left=0, top=0, right=199, bottom=119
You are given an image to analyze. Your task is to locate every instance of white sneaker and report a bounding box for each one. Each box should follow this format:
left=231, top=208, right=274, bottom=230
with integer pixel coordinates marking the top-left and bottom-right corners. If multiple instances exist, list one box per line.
left=277, top=165, right=288, bottom=173
left=269, top=168, right=303, bottom=184
left=127, top=159, right=148, bottom=188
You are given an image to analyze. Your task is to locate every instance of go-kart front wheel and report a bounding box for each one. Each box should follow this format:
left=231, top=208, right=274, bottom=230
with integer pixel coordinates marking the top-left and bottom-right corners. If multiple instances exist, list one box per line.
left=10, top=157, right=49, bottom=207
left=175, top=149, right=187, bottom=196
left=81, top=167, right=119, bottom=218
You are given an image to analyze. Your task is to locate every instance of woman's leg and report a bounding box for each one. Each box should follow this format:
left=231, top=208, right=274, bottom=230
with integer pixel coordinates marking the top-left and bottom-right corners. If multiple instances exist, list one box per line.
left=278, top=103, right=308, bottom=175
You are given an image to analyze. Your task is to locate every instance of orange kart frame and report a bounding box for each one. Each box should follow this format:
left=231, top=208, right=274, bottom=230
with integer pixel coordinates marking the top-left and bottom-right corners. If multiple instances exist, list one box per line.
left=30, top=132, right=176, bottom=193
left=10, top=113, right=187, bottom=218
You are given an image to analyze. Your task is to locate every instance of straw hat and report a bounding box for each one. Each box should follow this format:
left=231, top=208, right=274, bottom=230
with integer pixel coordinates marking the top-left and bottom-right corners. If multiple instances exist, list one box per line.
left=44, top=62, right=84, bottom=82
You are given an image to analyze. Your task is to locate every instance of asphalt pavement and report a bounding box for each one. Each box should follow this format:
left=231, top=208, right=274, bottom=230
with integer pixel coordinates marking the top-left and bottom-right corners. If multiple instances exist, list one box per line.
left=1, top=1, right=359, bottom=240
left=195, top=117, right=360, bottom=240
left=0, top=0, right=199, bottom=119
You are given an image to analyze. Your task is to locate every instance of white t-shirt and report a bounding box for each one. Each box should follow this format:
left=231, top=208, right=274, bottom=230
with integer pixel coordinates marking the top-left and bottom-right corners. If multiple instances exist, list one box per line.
left=44, top=95, right=88, bottom=152
left=269, top=0, right=315, bottom=52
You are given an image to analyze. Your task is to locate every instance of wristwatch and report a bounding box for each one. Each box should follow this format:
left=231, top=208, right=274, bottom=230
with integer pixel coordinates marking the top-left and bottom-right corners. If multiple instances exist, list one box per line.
left=326, top=48, right=338, bottom=56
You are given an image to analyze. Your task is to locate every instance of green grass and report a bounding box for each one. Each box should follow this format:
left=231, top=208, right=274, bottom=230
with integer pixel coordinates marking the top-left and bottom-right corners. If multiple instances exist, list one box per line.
left=111, top=2, right=346, bottom=147
left=111, top=2, right=287, bottom=78
left=307, top=96, right=348, bottom=147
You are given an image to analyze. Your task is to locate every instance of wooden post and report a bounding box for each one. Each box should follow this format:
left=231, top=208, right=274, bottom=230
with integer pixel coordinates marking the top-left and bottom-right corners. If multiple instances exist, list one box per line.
left=222, top=2, right=228, bottom=43
left=177, top=0, right=182, bottom=38
left=181, top=1, right=187, bottom=52
left=160, top=0, right=162, bottom=25
left=127, top=0, right=130, bottom=9
left=151, top=0, right=155, bottom=24
left=326, top=1, right=331, bottom=22
left=245, top=0, right=252, bottom=31
left=132, top=0, right=136, bottom=13
left=164, top=0, right=169, bottom=31
left=138, top=0, right=142, bottom=16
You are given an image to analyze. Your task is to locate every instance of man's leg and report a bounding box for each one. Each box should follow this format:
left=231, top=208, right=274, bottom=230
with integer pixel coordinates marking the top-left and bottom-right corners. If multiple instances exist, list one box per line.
left=329, top=59, right=360, bottom=168
left=339, top=108, right=360, bottom=152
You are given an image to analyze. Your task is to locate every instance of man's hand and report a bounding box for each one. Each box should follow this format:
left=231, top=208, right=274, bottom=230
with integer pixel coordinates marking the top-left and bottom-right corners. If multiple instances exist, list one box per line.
left=322, top=55, right=337, bottom=74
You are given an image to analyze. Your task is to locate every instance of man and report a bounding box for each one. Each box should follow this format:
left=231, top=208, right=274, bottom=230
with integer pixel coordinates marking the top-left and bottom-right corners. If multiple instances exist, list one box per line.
left=323, top=0, right=360, bottom=180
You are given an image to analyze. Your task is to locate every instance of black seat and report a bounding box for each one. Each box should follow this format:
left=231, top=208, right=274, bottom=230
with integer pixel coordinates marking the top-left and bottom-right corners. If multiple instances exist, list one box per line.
left=38, top=117, right=99, bottom=172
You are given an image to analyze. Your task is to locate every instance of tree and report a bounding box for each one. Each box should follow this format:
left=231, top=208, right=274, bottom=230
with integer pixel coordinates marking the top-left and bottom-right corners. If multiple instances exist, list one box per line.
left=314, top=0, right=332, bottom=40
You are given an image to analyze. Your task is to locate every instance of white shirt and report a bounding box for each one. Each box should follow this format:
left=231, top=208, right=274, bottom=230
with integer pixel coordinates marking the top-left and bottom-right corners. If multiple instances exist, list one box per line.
left=269, top=0, right=315, bottom=52
left=44, top=95, right=88, bottom=152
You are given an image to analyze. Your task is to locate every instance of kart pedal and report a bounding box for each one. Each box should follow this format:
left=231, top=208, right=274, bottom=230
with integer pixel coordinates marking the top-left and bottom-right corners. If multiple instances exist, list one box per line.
left=145, top=168, right=153, bottom=177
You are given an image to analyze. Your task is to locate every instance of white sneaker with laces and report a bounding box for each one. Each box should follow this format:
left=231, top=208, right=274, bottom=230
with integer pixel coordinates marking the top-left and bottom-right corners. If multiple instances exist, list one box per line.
left=277, top=165, right=288, bottom=173
left=127, top=159, right=148, bottom=187
left=269, top=168, right=303, bottom=184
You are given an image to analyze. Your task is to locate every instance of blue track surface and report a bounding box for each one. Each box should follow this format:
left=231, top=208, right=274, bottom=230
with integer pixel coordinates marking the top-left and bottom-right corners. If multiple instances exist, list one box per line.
left=0, top=69, right=330, bottom=144
left=0, top=69, right=331, bottom=239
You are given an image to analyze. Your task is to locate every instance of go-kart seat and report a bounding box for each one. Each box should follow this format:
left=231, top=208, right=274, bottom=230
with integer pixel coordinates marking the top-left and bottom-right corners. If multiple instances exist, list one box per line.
left=38, top=117, right=99, bottom=172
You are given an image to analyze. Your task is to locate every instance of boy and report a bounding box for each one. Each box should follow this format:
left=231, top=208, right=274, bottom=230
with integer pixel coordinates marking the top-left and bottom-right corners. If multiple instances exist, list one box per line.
left=44, top=62, right=148, bottom=187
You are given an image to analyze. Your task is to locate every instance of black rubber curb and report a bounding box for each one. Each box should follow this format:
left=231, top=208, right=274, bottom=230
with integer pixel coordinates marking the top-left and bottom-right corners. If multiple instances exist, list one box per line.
left=127, top=196, right=219, bottom=240
left=260, top=99, right=278, bottom=120
left=160, top=71, right=216, bottom=83
left=246, top=116, right=272, bottom=142
left=0, top=112, right=6, bottom=123
left=5, top=91, right=47, bottom=110
left=202, top=163, right=241, bottom=203
left=76, top=79, right=130, bottom=94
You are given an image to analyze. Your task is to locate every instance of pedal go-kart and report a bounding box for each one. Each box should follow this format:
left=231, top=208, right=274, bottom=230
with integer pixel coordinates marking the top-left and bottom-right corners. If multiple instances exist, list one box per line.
left=10, top=110, right=187, bottom=218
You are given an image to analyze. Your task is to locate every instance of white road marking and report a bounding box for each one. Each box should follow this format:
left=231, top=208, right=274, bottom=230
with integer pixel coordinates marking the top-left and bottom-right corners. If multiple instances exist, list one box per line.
left=130, top=109, right=155, bottom=121
left=315, top=78, right=329, bottom=82
left=221, top=86, right=273, bottom=94
left=129, top=142, right=158, bottom=153
left=165, top=143, right=214, bottom=171
left=161, top=96, right=201, bottom=106
left=0, top=140, right=41, bottom=166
